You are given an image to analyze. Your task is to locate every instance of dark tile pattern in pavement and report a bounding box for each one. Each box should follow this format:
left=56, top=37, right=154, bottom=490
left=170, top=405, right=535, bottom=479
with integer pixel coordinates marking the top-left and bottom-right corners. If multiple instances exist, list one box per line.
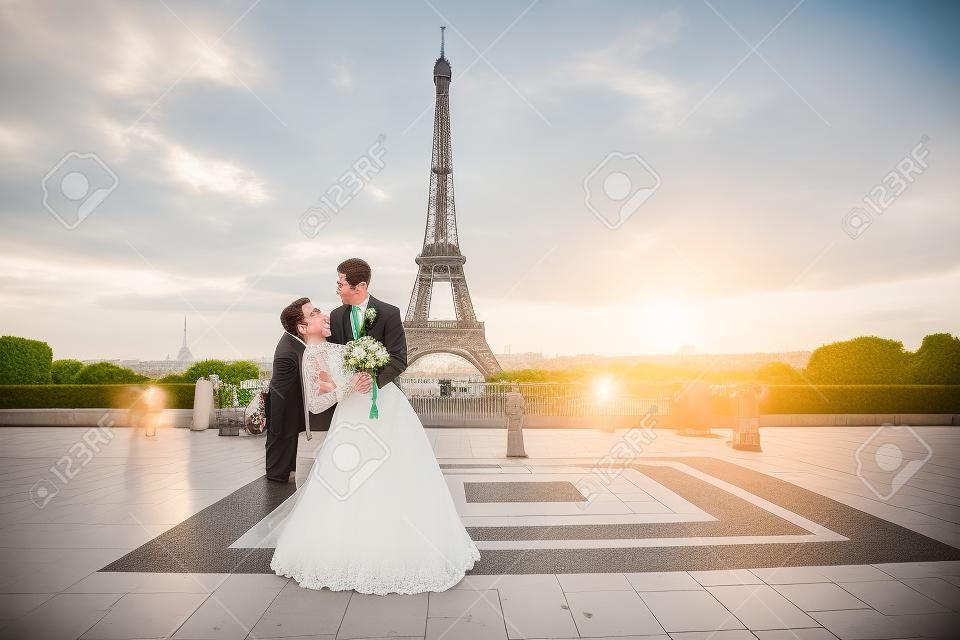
left=100, top=457, right=960, bottom=575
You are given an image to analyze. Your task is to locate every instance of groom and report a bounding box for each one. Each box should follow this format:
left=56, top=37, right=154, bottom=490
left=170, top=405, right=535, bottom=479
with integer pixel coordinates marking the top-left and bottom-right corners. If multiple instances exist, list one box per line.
left=265, top=297, right=327, bottom=483
left=315, top=257, right=408, bottom=431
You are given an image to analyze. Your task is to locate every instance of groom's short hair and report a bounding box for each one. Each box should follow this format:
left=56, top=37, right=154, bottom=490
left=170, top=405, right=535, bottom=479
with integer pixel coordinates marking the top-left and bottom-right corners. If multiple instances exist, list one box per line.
left=280, top=297, right=310, bottom=334
left=337, top=258, right=371, bottom=287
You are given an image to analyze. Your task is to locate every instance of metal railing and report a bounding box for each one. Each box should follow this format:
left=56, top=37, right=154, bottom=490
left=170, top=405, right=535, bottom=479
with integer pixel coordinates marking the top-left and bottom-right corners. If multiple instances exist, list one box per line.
left=403, top=320, right=485, bottom=329
left=397, top=378, right=674, bottom=425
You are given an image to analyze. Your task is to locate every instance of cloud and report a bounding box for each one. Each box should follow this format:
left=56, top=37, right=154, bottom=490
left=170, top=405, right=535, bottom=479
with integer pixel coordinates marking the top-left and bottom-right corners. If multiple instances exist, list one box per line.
left=0, top=121, right=39, bottom=153
left=168, top=145, right=268, bottom=204
left=329, top=57, right=353, bottom=88
left=95, top=119, right=269, bottom=205
left=546, top=14, right=684, bottom=131
left=99, top=22, right=254, bottom=97
left=1, top=1, right=957, bottom=358
left=2, top=2, right=261, bottom=103
left=366, top=185, right=391, bottom=201
left=0, top=252, right=245, bottom=308
left=540, top=11, right=759, bottom=133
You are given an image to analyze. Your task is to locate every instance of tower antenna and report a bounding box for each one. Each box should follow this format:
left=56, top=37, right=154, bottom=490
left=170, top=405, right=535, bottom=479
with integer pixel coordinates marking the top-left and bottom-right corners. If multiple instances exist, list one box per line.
left=440, top=25, right=446, bottom=58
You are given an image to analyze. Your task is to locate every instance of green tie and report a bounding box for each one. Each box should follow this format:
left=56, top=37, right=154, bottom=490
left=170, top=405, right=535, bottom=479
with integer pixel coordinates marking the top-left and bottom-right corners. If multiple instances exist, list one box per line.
left=351, top=305, right=361, bottom=339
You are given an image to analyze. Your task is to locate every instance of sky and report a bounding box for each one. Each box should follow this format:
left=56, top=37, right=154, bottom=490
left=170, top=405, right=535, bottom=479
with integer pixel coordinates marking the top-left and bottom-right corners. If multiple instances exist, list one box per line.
left=1, top=0, right=958, bottom=364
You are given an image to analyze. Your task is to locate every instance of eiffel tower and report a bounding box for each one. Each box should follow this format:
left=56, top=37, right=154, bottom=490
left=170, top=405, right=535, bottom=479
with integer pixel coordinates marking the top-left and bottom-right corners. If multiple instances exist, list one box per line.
left=404, top=27, right=501, bottom=377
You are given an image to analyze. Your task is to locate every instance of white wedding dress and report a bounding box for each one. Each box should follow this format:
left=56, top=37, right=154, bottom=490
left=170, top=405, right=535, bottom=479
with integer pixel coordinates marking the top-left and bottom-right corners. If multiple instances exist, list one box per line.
left=267, top=341, right=480, bottom=595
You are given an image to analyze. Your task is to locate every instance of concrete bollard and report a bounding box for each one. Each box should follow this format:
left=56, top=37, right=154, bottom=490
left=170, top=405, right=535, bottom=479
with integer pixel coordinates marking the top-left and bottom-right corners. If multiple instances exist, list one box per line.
left=732, top=384, right=762, bottom=451
left=676, top=380, right=713, bottom=436
left=504, top=391, right=527, bottom=458
left=142, top=386, right=163, bottom=437
left=192, top=378, right=214, bottom=431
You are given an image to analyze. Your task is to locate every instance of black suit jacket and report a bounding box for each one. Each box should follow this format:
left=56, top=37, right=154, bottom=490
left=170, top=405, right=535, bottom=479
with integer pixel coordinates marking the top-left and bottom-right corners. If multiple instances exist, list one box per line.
left=267, top=332, right=325, bottom=436
left=315, top=295, right=408, bottom=430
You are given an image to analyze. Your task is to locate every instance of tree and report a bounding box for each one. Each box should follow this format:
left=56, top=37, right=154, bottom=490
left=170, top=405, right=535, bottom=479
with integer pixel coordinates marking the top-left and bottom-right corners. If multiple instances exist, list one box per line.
left=487, top=369, right=564, bottom=383
left=755, top=361, right=805, bottom=385
left=51, top=359, right=85, bottom=384
left=910, top=333, right=960, bottom=384
left=0, top=336, right=53, bottom=384
left=805, top=336, right=910, bottom=384
left=72, top=362, right=148, bottom=385
left=181, top=360, right=230, bottom=383
left=223, top=361, right=260, bottom=383
left=181, top=360, right=260, bottom=384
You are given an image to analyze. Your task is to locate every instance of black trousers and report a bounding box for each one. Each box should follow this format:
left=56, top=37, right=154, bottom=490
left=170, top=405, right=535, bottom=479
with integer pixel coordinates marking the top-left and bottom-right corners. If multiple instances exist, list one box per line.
left=265, top=429, right=298, bottom=482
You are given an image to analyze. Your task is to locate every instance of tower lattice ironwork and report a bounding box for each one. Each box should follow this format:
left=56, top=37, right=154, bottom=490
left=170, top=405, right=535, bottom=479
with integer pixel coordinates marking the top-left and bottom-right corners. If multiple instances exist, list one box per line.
left=404, top=26, right=501, bottom=376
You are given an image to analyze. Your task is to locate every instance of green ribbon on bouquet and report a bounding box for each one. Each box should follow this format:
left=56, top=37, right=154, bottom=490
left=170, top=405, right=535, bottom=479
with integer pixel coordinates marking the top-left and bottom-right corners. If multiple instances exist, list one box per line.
left=350, top=306, right=379, bottom=418
left=368, top=372, right=379, bottom=419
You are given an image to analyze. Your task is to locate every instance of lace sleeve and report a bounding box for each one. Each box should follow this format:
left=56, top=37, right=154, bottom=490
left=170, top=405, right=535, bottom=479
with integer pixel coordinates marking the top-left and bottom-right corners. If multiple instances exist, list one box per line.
left=302, top=344, right=339, bottom=414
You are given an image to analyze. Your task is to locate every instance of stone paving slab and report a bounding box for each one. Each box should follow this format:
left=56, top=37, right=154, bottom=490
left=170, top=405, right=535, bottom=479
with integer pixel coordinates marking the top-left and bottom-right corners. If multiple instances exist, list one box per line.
left=0, top=426, right=958, bottom=640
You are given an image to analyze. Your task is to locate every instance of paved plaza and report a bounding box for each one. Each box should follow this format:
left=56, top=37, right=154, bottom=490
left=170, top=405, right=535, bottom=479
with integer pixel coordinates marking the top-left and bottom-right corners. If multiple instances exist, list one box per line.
left=1, top=425, right=958, bottom=639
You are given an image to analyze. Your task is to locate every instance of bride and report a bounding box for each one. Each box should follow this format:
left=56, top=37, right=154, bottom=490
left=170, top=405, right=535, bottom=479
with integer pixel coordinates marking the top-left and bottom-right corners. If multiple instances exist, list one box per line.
left=267, top=308, right=480, bottom=595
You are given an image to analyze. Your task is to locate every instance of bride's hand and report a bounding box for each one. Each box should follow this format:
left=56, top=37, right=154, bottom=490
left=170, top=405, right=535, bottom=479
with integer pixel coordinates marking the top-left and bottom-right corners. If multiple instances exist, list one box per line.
left=315, top=371, right=337, bottom=394
left=351, top=372, right=373, bottom=393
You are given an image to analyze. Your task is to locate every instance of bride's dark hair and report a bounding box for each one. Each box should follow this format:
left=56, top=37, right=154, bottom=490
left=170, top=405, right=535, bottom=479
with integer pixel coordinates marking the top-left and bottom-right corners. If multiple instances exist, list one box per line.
left=281, top=297, right=310, bottom=334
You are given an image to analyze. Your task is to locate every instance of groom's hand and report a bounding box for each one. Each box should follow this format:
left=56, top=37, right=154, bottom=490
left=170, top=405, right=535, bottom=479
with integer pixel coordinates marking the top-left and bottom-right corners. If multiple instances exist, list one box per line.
left=352, top=372, right=373, bottom=393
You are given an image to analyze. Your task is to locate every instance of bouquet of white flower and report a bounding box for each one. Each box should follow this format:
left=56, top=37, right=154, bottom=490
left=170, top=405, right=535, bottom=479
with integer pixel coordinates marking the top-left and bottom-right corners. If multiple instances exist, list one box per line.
left=342, top=335, right=391, bottom=418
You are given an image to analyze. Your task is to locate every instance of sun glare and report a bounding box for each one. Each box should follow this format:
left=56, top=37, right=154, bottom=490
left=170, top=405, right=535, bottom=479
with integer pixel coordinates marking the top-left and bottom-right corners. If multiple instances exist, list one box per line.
left=647, top=299, right=694, bottom=353
left=593, top=375, right=615, bottom=403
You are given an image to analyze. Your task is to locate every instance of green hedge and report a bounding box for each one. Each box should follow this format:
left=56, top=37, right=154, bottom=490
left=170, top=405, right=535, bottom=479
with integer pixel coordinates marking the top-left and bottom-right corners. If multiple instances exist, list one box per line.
left=0, top=337, right=53, bottom=384
left=51, top=359, right=85, bottom=384
left=0, top=384, right=196, bottom=410
left=163, top=360, right=261, bottom=384
left=805, top=337, right=911, bottom=384
left=759, top=385, right=960, bottom=414
left=655, top=385, right=958, bottom=415
left=72, top=362, right=149, bottom=385
left=911, top=333, right=960, bottom=383
left=0, top=383, right=957, bottom=415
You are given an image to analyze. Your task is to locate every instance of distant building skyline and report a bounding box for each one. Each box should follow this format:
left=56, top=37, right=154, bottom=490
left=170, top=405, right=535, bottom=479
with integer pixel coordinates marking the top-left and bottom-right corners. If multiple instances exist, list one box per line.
left=80, top=316, right=815, bottom=378
left=55, top=310, right=956, bottom=369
